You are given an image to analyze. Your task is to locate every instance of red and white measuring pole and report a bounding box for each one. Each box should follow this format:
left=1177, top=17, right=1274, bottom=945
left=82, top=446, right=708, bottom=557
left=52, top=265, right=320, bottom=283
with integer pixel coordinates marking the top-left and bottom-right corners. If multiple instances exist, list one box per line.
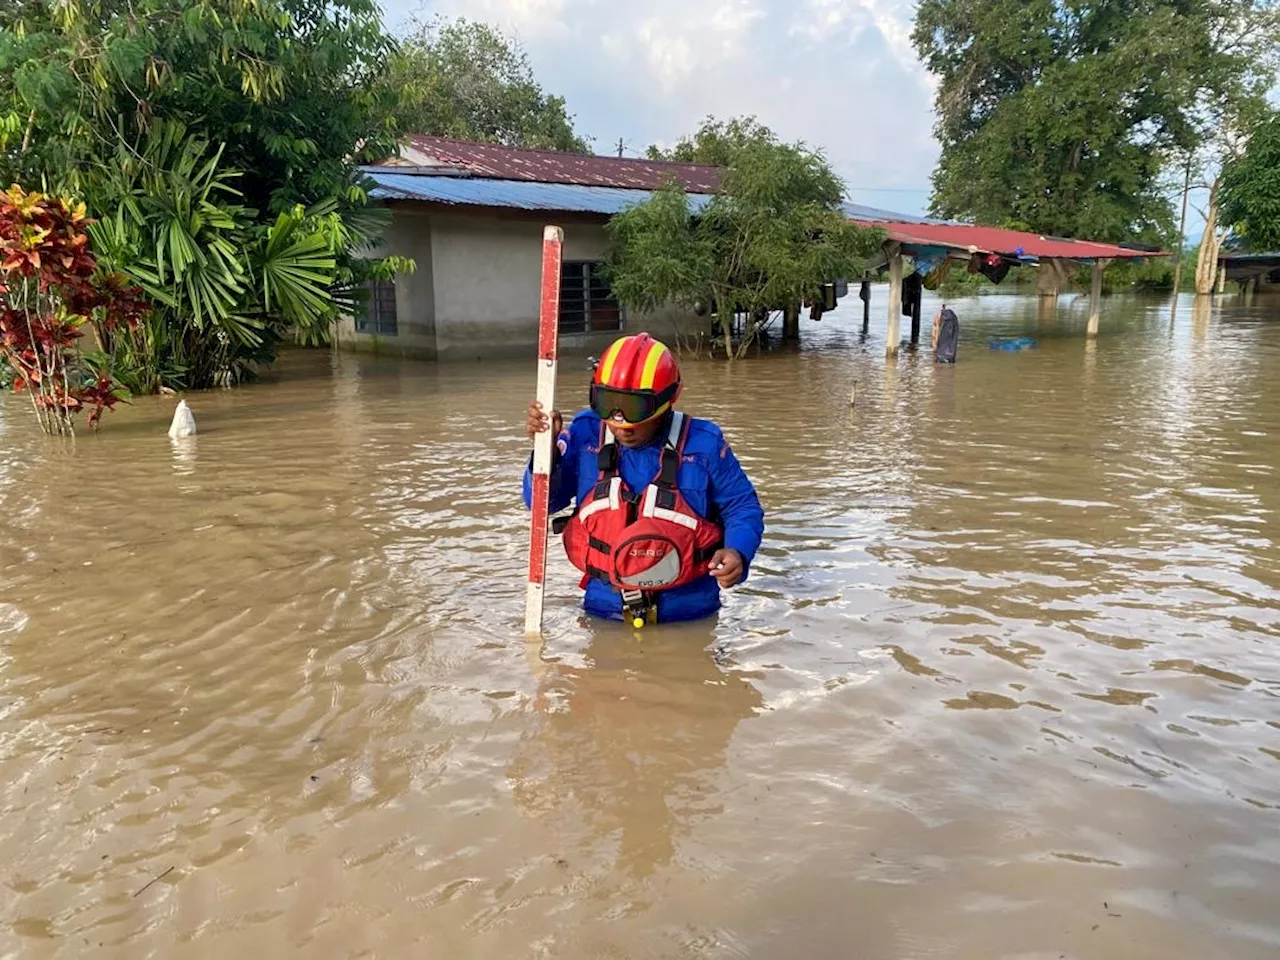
left=525, top=224, right=563, bottom=636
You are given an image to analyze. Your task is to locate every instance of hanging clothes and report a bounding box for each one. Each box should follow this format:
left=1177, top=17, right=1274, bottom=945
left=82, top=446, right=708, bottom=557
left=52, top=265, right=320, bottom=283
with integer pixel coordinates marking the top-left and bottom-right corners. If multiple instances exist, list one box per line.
left=967, top=252, right=1013, bottom=284
left=902, top=270, right=923, bottom=317
left=979, top=254, right=1012, bottom=284
left=922, top=259, right=952, bottom=291
left=911, top=247, right=950, bottom=279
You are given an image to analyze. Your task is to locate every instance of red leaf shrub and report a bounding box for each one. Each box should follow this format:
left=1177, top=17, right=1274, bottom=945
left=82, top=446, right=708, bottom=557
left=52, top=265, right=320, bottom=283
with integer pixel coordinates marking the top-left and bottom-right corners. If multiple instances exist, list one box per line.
left=0, top=185, right=150, bottom=434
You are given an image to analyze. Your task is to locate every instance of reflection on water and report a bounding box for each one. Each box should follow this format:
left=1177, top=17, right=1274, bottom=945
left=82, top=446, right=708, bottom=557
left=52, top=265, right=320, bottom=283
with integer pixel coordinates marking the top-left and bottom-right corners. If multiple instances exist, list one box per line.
left=0, top=289, right=1278, bottom=958
left=513, top=626, right=761, bottom=882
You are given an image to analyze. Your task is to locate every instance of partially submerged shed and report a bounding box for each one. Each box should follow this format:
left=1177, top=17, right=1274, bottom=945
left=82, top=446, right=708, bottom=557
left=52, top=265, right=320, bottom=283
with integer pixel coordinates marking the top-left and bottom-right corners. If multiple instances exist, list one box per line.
left=1218, top=252, right=1280, bottom=292
left=846, top=210, right=1167, bottom=354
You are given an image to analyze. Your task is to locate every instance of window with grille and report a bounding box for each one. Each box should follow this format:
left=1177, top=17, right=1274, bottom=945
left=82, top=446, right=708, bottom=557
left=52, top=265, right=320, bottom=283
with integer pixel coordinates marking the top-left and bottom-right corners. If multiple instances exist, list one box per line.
left=357, top=279, right=398, bottom=336
left=559, top=261, right=623, bottom=334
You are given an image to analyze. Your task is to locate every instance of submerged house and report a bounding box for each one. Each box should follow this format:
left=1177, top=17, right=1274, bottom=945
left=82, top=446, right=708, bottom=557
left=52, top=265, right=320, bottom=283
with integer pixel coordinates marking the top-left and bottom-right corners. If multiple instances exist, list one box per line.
left=338, top=136, right=718, bottom=362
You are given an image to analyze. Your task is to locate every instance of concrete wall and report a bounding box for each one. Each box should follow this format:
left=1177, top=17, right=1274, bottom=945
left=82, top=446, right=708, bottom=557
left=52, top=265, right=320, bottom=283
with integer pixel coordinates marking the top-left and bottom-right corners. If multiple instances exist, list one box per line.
left=430, top=212, right=621, bottom=361
left=339, top=206, right=692, bottom=362
left=336, top=208, right=437, bottom=360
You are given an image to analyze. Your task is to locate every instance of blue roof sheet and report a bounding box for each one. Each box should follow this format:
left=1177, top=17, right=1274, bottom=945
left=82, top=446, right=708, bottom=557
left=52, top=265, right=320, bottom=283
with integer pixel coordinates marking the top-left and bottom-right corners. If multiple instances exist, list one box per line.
left=365, top=170, right=715, bottom=216
left=840, top=201, right=954, bottom=225
left=363, top=169, right=954, bottom=226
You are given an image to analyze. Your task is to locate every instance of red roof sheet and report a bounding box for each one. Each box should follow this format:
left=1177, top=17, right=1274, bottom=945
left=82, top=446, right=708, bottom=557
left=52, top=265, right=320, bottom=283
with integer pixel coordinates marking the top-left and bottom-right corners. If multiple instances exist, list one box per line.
left=852, top=219, right=1163, bottom=261
left=396, top=135, right=721, bottom=193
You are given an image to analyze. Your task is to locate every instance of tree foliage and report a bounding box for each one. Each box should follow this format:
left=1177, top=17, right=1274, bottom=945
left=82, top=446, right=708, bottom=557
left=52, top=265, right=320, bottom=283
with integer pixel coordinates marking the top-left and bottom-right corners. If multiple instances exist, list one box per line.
left=1220, top=109, right=1280, bottom=251
left=645, top=116, right=776, bottom=167
left=608, top=119, right=883, bottom=361
left=0, top=0, right=409, bottom=391
left=383, top=16, right=587, bottom=152
left=912, top=0, right=1280, bottom=243
left=82, top=120, right=409, bottom=392
left=1, top=0, right=400, bottom=211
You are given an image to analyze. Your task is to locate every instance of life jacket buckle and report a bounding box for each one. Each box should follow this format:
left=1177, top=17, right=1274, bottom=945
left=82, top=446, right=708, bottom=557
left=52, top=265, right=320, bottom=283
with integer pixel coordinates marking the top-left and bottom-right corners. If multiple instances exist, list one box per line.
left=620, top=588, right=653, bottom=629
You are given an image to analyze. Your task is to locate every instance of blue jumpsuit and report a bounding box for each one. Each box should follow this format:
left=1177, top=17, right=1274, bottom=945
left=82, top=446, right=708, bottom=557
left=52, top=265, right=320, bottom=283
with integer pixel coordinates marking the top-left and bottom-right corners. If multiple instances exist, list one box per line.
left=523, top=408, right=765, bottom=622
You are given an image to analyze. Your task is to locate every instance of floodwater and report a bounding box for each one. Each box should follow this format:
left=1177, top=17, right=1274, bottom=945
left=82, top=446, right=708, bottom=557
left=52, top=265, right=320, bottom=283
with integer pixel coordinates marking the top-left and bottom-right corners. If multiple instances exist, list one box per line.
left=1, top=290, right=1278, bottom=959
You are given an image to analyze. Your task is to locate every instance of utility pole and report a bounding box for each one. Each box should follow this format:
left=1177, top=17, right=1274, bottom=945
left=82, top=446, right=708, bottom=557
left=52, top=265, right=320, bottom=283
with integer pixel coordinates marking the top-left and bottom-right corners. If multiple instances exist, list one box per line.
left=1170, top=155, right=1192, bottom=323
left=616, top=137, right=625, bottom=158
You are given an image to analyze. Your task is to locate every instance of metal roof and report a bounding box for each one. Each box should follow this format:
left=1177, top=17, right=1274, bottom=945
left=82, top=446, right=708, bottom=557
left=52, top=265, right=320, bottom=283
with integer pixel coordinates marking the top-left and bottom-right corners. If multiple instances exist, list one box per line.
left=386, top=135, right=722, bottom=192
left=1220, top=251, right=1280, bottom=281
left=365, top=170, right=715, bottom=215
left=840, top=201, right=952, bottom=226
left=363, top=170, right=944, bottom=224
left=363, top=161, right=1164, bottom=262
left=1220, top=251, right=1280, bottom=261
left=850, top=219, right=1166, bottom=261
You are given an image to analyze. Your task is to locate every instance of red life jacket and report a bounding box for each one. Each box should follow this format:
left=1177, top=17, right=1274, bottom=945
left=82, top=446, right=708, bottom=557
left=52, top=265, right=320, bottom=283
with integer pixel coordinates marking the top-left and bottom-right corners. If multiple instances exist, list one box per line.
left=562, top=412, right=723, bottom=594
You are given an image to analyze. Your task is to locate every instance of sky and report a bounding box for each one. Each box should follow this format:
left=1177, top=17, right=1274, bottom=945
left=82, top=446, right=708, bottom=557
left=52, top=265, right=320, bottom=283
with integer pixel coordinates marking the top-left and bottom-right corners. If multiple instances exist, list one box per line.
left=379, top=0, right=941, bottom=219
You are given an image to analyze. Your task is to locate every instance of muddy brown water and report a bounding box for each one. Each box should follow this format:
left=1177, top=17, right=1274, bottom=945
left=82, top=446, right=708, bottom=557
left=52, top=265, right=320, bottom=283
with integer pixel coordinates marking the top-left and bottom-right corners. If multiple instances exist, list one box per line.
left=1, top=291, right=1278, bottom=959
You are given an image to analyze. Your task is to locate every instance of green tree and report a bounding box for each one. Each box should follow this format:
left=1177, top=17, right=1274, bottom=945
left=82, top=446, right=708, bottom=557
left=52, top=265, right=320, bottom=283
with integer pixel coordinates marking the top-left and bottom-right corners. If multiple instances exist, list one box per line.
left=645, top=115, right=775, bottom=166
left=83, top=120, right=409, bottom=392
left=383, top=16, right=587, bottom=152
left=608, top=119, right=883, bottom=361
left=911, top=0, right=1280, bottom=245
left=0, top=0, right=408, bottom=390
left=1220, top=109, right=1280, bottom=252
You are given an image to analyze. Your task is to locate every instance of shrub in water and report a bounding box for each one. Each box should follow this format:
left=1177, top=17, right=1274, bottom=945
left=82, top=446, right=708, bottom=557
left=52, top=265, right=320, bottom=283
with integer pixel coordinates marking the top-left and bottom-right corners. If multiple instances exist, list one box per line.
left=0, top=186, right=149, bottom=435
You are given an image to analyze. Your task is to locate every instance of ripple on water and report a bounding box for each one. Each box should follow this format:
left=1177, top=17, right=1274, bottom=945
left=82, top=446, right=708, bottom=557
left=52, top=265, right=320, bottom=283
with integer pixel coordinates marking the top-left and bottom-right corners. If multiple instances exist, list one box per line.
left=0, top=296, right=1278, bottom=957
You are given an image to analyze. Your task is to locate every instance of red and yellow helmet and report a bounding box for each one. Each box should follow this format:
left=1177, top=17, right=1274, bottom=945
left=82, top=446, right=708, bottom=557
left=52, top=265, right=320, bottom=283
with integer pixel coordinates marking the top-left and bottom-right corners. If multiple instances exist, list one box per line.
left=590, top=333, right=682, bottom=425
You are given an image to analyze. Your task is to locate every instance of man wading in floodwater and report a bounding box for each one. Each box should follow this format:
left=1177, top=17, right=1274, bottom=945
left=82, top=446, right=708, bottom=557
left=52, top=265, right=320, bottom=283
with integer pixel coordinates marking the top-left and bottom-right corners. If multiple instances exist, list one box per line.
left=524, top=333, right=765, bottom=627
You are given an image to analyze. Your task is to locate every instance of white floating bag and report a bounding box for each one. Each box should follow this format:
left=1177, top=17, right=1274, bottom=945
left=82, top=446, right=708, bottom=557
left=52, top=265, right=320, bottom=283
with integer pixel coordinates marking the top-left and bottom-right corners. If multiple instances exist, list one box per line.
left=168, top=399, right=197, bottom=438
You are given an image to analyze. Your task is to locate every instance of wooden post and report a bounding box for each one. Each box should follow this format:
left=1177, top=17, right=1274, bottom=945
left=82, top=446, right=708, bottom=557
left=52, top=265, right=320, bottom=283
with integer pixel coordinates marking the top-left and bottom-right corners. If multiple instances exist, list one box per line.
left=1216, top=260, right=1226, bottom=295
left=886, top=249, right=903, bottom=358
left=910, top=280, right=922, bottom=345
left=783, top=302, right=800, bottom=341
left=1087, top=259, right=1103, bottom=337
left=861, top=279, right=871, bottom=334
left=525, top=225, right=563, bottom=636
left=1037, top=257, right=1065, bottom=299
left=1169, top=156, right=1191, bottom=324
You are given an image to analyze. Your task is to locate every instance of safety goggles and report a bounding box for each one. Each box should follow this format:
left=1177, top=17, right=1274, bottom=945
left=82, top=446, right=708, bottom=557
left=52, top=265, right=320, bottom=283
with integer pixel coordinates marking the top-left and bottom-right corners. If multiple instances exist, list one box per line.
left=589, top=382, right=678, bottom=425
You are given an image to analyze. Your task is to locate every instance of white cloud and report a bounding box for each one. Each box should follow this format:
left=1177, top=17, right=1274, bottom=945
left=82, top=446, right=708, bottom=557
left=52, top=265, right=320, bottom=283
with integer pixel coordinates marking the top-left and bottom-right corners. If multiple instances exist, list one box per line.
left=793, top=0, right=931, bottom=93
left=626, top=0, right=766, bottom=91
left=404, top=0, right=572, bottom=39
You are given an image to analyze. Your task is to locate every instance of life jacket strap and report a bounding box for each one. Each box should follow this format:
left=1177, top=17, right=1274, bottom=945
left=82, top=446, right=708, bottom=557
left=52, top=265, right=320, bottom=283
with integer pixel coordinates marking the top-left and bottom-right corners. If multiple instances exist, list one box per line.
left=657, top=411, right=686, bottom=488
left=596, top=412, right=686, bottom=484
left=597, top=441, right=618, bottom=475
